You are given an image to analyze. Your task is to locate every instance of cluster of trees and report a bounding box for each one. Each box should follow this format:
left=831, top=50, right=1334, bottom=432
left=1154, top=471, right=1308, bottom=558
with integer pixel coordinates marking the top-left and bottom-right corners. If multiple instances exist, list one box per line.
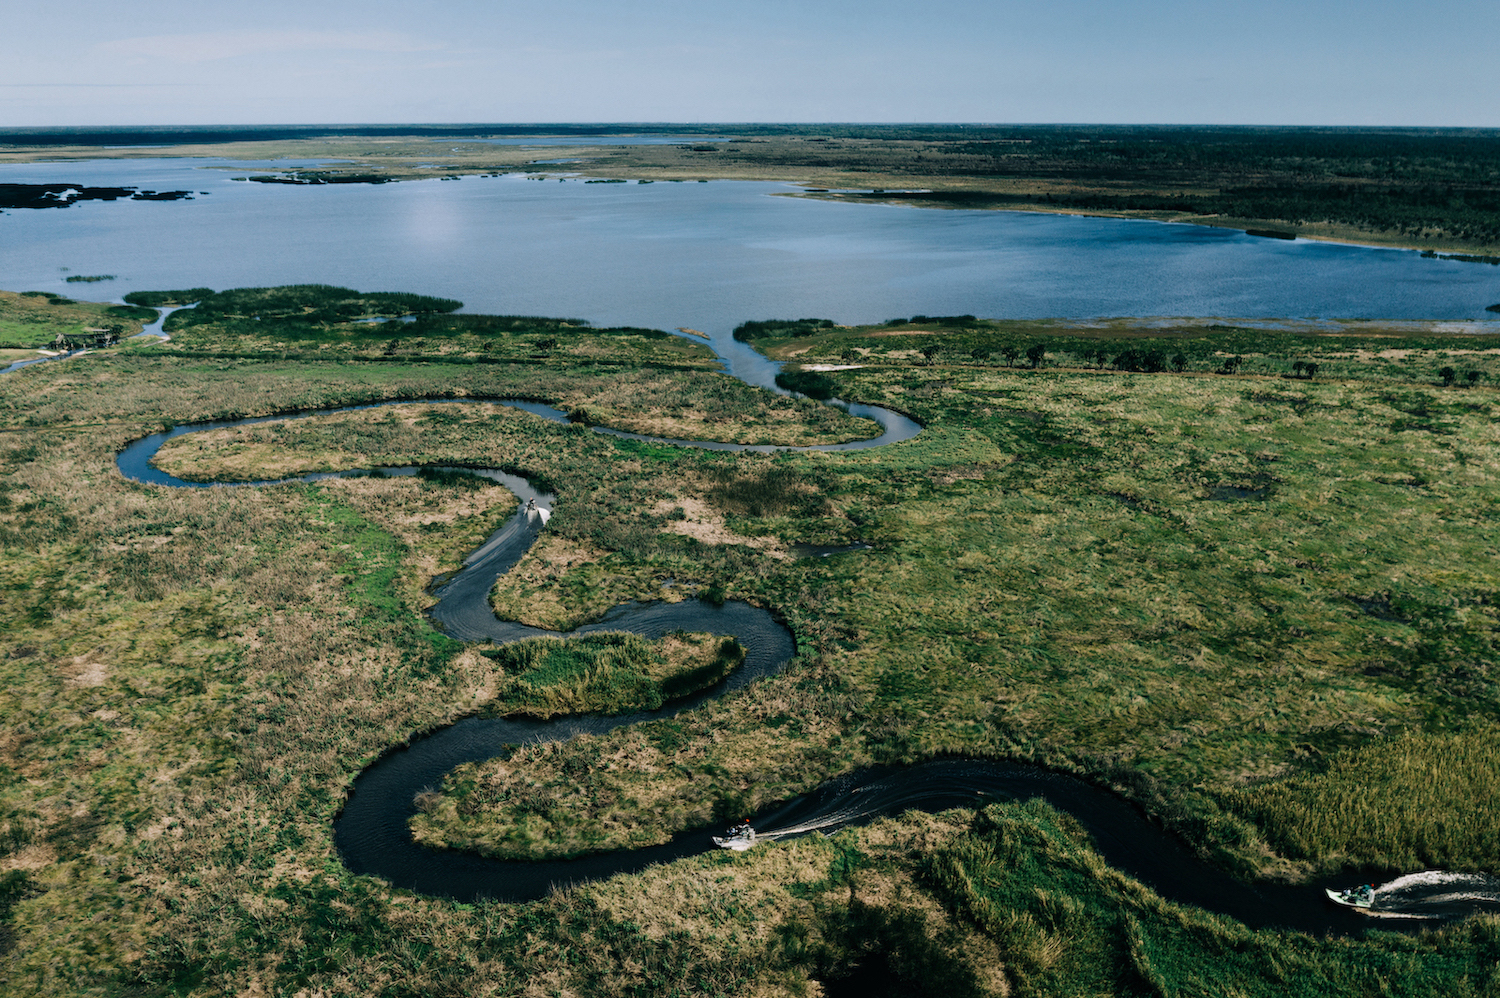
left=1439, top=366, right=1486, bottom=386
left=920, top=128, right=1500, bottom=246
left=890, top=314, right=980, bottom=327
left=774, top=369, right=836, bottom=398
left=415, top=314, right=591, bottom=335
left=51, top=326, right=124, bottom=350
left=124, top=288, right=213, bottom=307
left=732, top=318, right=836, bottom=342
left=165, top=285, right=463, bottom=328
left=923, top=339, right=1341, bottom=381
left=1032, top=185, right=1500, bottom=246
left=954, top=343, right=1049, bottom=368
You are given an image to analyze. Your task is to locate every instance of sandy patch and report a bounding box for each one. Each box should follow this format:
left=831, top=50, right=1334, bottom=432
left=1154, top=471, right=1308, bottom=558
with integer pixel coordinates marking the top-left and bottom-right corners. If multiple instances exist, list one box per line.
left=653, top=497, right=789, bottom=559
left=801, top=364, right=865, bottom=372
left=0, top=843, right=57, bottom=873
left=64, top=651, right=109, bottom=687
left=676, top=327, right=710, bottom=339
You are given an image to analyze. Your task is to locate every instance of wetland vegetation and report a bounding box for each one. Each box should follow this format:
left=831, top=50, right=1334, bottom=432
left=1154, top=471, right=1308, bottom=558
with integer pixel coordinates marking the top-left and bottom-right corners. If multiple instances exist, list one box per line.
left=0, top=290, right=155, bottom=350
left=7, top=124, right=1499, bottom=255
left=2, top=287, right=1500, bottom=995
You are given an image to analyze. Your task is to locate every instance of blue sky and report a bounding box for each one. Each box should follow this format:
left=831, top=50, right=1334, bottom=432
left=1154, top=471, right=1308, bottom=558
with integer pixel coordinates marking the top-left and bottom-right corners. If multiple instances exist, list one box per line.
left=5, top=0, right=1498, bottom=126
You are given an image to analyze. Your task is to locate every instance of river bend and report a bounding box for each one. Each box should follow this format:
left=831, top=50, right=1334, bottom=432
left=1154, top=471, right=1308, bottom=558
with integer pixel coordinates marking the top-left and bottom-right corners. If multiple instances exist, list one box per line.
left=112, top=387, right=1491, bottom=937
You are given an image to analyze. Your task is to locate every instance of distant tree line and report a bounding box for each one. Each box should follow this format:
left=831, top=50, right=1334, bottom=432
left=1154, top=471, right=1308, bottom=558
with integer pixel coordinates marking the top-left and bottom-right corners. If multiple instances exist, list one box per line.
left=733, top=318, right=837, bottom=342
left=165, top=285, right=463, bottom=328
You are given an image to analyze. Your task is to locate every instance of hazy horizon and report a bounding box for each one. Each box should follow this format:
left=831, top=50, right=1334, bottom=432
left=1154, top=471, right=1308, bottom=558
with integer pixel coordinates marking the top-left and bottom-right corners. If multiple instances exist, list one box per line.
left=6, top=0, right=1498, bottom=129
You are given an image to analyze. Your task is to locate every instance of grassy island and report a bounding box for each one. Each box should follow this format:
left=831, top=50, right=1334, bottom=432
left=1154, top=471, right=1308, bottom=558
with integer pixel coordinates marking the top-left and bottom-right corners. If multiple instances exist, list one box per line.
left=2, top=288, right=1500, bottom=996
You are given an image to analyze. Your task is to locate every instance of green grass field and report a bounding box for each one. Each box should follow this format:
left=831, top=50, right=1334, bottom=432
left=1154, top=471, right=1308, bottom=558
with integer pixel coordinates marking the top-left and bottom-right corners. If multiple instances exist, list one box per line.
left=2, top=287, right=1499, bottom=996
left=0, top=290, right=156, bottom=348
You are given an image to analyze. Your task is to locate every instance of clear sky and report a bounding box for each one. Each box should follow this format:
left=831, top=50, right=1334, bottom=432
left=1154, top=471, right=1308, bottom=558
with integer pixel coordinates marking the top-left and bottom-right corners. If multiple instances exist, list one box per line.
left=5, top=0, right=1498, bottom=127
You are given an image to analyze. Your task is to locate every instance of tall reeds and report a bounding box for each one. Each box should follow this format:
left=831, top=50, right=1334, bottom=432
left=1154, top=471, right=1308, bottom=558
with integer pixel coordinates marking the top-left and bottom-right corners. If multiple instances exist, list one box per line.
left=1235, top=729, right=1500, bottom=871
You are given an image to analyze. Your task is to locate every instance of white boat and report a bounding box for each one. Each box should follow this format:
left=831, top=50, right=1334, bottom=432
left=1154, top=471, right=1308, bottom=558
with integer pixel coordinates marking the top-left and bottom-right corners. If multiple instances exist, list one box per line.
left=713, top=822, right=757, bottom=851
left=1325, top=886, right=1375, bottom=910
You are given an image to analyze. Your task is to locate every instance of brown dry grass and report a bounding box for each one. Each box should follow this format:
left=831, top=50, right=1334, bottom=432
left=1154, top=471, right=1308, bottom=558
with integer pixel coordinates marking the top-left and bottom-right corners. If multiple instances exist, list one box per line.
left=653, top=496, right=791, bottom=559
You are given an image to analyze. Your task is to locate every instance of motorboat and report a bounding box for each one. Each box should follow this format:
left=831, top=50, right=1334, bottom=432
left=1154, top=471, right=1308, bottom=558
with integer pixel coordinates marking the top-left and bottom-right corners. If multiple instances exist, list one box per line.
left=713, top=821, right=757, bottom=852
left=1325, top=885, right=1375, bottom=909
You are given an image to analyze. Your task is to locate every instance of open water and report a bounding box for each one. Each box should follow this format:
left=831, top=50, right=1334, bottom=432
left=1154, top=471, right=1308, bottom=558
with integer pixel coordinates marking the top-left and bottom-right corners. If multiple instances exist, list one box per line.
left=3, top=160, right=1498, bottom=368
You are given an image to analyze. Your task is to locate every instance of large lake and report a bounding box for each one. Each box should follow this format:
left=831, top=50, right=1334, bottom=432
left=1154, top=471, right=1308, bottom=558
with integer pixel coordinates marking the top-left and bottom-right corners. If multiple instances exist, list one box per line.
left=3, top=157, right=1498, bottom=375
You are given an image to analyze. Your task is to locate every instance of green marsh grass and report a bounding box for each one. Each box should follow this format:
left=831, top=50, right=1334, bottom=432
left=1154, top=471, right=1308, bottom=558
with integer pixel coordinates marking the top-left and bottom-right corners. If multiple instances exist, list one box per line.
left=424, top=358, right=1500, bottom=869
left=1235, top=728, right=1500, bottom=872
left=4, top=294, right=1500, bottom=995
left=752, top=315, right=1500, bottom=389
left=0, top=290, right=152, bottom=348
left=921, top=802, right=1500, bottom=998
left=479, top=631, right=745, bottom=717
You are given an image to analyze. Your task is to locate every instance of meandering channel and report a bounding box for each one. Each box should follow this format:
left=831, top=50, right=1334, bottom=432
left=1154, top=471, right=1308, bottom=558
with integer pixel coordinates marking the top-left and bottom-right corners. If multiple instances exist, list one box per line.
left=113, top=384, right=1493, bottom=938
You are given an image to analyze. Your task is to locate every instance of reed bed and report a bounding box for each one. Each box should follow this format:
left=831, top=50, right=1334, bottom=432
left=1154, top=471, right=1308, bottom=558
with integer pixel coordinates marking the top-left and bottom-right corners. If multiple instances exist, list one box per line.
left=922, top=802, right=1500, bottom=998
left=480, top=631, right=745, bottom=717
left=1235, top=728, right=1500, bottom=871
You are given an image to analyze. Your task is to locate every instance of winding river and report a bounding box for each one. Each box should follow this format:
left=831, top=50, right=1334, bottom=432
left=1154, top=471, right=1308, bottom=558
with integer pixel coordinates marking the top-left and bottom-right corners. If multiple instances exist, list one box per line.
left=101, top=351, right=1499, bottom=937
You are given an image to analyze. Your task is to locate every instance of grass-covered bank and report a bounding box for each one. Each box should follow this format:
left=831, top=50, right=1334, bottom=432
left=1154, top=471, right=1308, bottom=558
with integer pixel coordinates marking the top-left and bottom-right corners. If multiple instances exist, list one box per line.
left=741, top=313, right=1500, bottom=387
left=0, top=290, right=155, bottom=349
left=477, top=630, right=747, bottom=718
left=410, top=360, right=1500, bottom=877
left=4, top=287, right=1500, bottom=995
left=0, top=333, right=870, bottom=994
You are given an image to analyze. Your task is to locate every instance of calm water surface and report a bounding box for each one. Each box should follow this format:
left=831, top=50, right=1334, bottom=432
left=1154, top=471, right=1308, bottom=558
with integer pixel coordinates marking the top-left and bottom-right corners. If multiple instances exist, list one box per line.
left=3, top=159, right=1498, bottom=365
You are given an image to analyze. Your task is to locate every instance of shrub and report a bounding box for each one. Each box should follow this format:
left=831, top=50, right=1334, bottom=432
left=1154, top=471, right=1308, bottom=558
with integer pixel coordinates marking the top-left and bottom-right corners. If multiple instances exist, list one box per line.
left=775, top=369, right=837, bottom=399
left=732, top=318, right=836, bottom=342
left=123, top=288, right=214, bottom=307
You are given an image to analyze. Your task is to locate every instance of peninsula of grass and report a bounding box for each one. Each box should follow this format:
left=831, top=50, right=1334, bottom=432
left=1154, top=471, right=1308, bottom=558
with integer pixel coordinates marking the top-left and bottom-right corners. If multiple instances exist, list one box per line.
left=740, top=313, right=1500, bottom=387
left=0, top=289, right=156, bottom=348
left=475, top=631, right=746, bottom=718
left=4, top=288, right=1500, bottom=996
left=131, top=285, right=878, bottom=447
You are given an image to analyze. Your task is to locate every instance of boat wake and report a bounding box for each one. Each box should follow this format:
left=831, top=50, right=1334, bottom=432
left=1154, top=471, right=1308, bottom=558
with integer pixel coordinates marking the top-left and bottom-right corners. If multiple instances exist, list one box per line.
left=1357, top=872, right=1500, bottom=921
left=115, top=394, right=1498, bottom=935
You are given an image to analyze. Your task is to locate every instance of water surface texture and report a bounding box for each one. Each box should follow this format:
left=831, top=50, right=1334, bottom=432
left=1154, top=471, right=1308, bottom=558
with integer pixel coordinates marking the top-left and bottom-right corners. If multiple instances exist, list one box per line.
left=4, top=161, right=1498, bottom=363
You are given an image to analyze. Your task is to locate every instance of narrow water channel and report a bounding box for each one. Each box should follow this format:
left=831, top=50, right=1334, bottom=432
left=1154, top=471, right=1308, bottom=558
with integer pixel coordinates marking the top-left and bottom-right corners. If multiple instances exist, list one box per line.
left=108, top=335, right=1494, bottom=936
